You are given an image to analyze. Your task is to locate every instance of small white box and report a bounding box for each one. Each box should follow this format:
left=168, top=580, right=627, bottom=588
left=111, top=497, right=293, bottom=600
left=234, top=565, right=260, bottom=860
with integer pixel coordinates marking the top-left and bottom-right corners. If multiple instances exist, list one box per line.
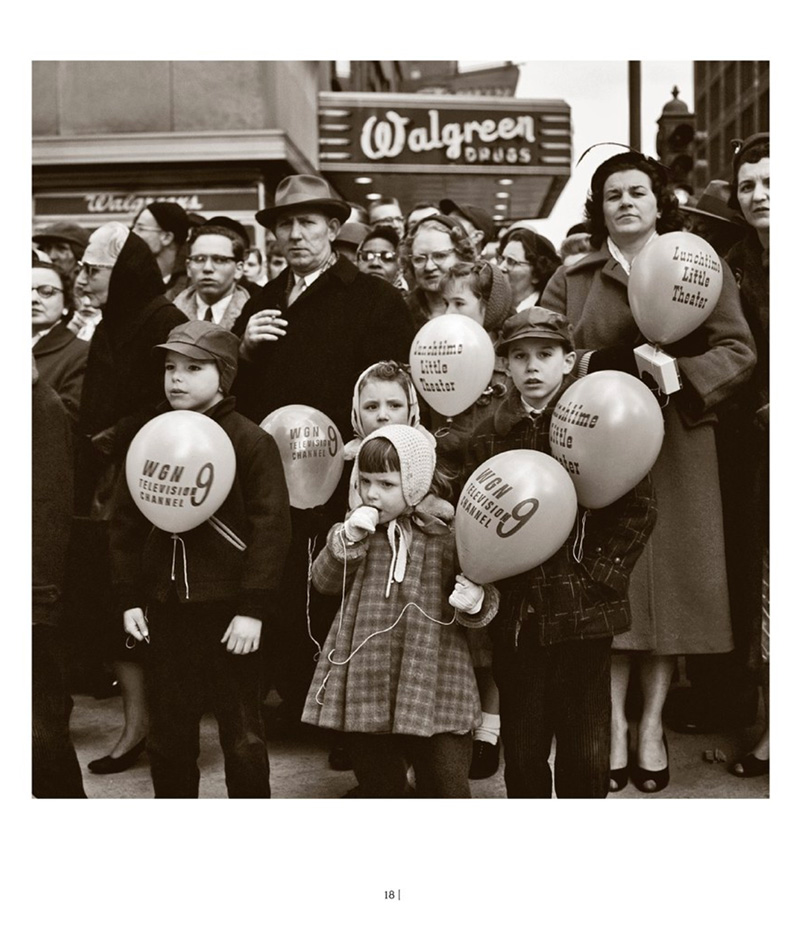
left=634, top=343, right=682, bottom=395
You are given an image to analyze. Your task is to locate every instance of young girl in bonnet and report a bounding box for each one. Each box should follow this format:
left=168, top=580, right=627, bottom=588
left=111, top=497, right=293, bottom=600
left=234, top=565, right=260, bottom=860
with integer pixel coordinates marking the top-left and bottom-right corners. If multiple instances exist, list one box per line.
left=302, top=425, right=498, bottom=797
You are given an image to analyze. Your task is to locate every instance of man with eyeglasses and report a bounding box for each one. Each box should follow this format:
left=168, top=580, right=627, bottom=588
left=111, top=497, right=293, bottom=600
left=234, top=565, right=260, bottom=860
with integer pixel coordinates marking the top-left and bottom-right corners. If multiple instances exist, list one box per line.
left=173, top=223, right=250, bottom=330
left=232, top=174, right=414, bottom=730
left=130, top=202, right=191, bottom=299
left=367, top=195, right=405, bottom=238
left=356, top=225, right=407, bottom=290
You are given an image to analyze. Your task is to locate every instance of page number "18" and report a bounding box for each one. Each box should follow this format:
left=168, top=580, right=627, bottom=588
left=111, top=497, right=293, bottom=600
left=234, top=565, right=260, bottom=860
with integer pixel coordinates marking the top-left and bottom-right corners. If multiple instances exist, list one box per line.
left=384, top=889, right=400, bottom=900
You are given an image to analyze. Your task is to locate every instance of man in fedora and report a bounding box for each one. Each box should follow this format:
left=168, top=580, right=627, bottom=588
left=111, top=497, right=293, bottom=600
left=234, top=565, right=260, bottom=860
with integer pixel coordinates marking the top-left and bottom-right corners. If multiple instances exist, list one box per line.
left=232, top=174, right=414, bottom=730
left=32, top=222, right=90, bottom=288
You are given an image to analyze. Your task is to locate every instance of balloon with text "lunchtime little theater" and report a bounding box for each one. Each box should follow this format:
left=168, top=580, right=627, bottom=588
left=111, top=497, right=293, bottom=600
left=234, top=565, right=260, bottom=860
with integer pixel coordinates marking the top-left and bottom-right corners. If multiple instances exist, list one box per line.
left=549, top=371, right=664, bottom=510
left=628, top=231, right=723, bottom=345
left=125, top=410, right=236, bottom=533
left=260, top=405, right=344, bottom=509
left=409, top=314, right=495, bottom=417
left=455, top=450, right=577, bottom=585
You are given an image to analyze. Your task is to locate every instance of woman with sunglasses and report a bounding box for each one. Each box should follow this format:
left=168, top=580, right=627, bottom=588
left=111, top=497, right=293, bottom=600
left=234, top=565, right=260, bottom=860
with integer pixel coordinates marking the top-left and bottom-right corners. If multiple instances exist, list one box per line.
left=32, top=259, right=88, bottom=422
left=73, top=222, right=186, bottom=777
left=402, top=214, right=477, bottom=331
left=497, top=226, right=561, bottom=311
left=541, top=150, right=756, bottom=795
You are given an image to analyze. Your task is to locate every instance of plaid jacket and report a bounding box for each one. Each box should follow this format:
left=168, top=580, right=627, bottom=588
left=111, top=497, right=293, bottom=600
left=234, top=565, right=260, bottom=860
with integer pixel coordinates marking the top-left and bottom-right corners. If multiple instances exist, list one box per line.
left=302, top=513, right=499, bottom=737
left=465, top=380, right=657, bottom=648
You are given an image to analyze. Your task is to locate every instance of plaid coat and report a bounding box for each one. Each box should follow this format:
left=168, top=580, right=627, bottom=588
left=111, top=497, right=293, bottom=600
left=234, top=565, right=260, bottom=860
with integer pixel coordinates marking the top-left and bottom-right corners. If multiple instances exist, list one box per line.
left=465, top=380, right=657, bottom=648
left=302, top=513, right=499, bottom=736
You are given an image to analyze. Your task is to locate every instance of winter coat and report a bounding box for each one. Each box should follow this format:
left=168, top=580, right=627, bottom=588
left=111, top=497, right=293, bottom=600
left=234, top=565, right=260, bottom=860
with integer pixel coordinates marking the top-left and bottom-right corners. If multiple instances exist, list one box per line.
left=231, top=256, right=415, bottom=439
left=465, top=379, right=657, bottom=648
left=302, top=509, right=499, bottom=736
left=173, top=282, right=251, bottom=331
left=541, top=242, right=756, bottom=653
left=33, top=321, right=89, bottom=422
left=109, top=396, right=291, bottom=623
left=75, top=232, right=187, bottom=514
left=32, top=375, right=74, bottom=627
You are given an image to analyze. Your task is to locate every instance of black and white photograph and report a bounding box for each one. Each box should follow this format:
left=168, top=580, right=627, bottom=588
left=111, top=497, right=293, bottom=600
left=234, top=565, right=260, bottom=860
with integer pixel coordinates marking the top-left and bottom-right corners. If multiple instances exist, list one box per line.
left=12, top=13, right=792, bottom=927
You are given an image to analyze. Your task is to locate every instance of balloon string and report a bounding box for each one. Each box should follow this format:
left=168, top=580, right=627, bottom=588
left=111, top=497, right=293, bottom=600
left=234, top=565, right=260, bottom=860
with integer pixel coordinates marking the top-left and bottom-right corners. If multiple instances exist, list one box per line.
left=572, top=511, right=588, bottom=563
left=306, top=535, right=322, bottom=661
left=170, top=534, right=189, bottom=599
left=313, top=528, right=456, bottom=707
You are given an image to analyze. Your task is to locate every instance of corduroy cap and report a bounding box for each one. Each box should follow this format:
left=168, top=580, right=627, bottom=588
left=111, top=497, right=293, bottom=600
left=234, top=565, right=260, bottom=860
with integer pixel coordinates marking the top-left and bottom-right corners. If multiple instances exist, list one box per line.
left=496, top=306, right=574, bottom=355
left=256, top=175, right=350, bottom=228
left=359, top=424, right=436, bottom=507
left=440, top=199, right=495, bottom=242
left=154, top=320, right=240, bottom=393
left=33, top=221, right=90, bottom=252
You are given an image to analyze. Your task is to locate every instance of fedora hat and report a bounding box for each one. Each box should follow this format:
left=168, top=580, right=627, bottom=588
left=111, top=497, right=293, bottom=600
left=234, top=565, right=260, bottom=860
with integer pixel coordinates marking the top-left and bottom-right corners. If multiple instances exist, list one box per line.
left=256, top=174, right=350, bottom=228
left=681, top=180, right=746, bottom=227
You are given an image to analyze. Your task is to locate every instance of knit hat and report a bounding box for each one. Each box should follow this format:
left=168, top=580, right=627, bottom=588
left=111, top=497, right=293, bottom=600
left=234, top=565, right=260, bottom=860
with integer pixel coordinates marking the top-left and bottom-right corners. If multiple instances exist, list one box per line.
left=145, top=202, right=191, bottom=246
left=349, top=361, right=422, bottom=441
left=496, top=306, right=574, bottom=355
left=479, top=261, right=514, bottom=333
left=359, top=424, right=435, bottom=508
left=154, top=320, right=240, bottom=393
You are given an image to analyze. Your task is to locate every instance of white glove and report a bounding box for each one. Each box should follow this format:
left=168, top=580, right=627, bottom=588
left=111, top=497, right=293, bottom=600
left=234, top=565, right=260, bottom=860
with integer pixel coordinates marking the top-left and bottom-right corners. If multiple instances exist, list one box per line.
left=448, top=574, right=485, bottom=614
left=343, top=506, right=379, bottom=542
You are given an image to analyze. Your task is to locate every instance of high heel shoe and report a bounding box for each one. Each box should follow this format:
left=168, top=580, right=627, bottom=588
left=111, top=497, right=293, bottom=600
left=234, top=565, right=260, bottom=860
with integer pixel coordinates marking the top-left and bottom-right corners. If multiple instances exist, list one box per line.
left=728, top=753, right=769, bottom=778
left=88, top=738, right=146, bottom=775
left=609, top=766, right=629, bottom=793
left=633, top=734, right=669, bottom=794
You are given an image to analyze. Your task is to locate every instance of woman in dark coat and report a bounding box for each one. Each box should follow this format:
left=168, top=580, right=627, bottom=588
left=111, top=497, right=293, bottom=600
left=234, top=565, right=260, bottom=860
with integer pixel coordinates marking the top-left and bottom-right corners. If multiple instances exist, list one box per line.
left=72, top=222, right=187, bottom=774
left=541, top=151, right=756, bottom=793
left=723, top=134, right=770, bottom=777
left=32, top=259, right=88, bottom=422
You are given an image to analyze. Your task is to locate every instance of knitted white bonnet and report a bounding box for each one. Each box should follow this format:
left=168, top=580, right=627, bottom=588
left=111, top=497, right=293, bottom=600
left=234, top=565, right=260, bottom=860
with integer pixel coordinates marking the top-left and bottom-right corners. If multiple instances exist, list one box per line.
left=358, top=424, right=436, bottom=507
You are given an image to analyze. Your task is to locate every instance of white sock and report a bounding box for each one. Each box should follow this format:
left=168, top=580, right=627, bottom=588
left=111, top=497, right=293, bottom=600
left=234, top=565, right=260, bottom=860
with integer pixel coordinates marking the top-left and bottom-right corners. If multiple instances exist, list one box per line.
left=474, top=712, right=501, bottom=745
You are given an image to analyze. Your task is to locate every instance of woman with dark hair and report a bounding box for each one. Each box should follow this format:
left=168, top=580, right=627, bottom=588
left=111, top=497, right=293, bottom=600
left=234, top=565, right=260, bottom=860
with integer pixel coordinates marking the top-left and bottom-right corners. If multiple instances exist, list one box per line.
left=72, top=222, right=186, bottom=775
left=402, top=214, right=477, bottom=330
left=497, top=226, right=561, bottom=310
left=541, top=149, right=756, bottom=794
left=721, top=133, right=770, bottom=778
left=32, top=259, right=88, bottom=422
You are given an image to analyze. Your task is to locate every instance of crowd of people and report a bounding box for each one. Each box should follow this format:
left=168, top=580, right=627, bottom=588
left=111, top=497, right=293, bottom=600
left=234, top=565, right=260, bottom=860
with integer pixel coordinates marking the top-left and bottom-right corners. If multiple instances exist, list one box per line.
left=31, top=132, right=770, bottom=798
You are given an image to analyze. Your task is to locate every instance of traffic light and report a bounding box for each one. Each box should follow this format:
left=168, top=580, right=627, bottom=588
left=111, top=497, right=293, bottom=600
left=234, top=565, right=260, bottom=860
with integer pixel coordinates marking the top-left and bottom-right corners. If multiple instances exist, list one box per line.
left=656, top=87, right=697, bottom=193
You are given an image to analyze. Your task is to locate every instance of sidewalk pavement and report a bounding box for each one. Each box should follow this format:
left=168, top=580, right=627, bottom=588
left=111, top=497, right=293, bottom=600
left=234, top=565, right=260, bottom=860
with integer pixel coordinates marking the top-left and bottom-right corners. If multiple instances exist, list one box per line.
left=70, top=689, right=769, bottom=799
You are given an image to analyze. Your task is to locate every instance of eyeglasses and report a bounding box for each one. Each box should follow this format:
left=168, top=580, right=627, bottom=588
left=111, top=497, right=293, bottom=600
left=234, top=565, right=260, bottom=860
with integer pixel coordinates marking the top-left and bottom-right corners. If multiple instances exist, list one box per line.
left=499, top=254, right=531, bottom=270
left=187, top=255, right=237, bottom=268
left=410, top=249, right=455, bottom=269
left=32, top=285, right=63, bottom=298
left=358, top=250, right=398, bottom=263
left=77, top=261, right=114, bottom=279
left=131, top=224, right=163, bottom=234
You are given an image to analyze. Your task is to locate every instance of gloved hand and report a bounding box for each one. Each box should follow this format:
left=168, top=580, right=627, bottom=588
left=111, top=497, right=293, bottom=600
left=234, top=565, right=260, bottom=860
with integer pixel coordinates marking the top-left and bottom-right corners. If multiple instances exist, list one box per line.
left=587, top=345, right=639, bottom=378
left=343, top=506, right=380, bottom=542
left=448, top=574, right=485, bottom=614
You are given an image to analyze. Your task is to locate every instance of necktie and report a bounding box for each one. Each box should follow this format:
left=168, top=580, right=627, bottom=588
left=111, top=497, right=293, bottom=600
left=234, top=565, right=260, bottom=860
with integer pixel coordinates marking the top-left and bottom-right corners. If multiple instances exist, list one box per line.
left=203, top=306, right=214, bottom=322
left=289, top=276, right=307, bottom=305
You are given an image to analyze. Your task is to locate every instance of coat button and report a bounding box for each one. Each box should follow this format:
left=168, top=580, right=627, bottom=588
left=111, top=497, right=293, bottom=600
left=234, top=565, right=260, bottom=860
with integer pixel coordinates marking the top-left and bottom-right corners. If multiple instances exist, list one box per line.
left=595, top=547, right=602, bottom=553
left=614, top=557, right=621, bottom=564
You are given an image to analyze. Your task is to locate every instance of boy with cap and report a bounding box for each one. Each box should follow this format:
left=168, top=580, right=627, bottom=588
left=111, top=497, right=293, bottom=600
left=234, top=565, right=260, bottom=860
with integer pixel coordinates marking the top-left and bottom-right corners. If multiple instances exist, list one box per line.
left=464, top=307, right=657, bottom=798
left=110, top=320, right=291, bottom=797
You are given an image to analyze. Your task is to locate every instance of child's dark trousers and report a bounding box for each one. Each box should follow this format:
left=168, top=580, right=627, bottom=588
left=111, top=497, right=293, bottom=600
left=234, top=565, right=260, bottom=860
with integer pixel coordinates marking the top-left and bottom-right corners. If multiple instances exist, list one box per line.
left=493, top=629, right=612, bottom=798
left=145, top=593, right=270, bottom=798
